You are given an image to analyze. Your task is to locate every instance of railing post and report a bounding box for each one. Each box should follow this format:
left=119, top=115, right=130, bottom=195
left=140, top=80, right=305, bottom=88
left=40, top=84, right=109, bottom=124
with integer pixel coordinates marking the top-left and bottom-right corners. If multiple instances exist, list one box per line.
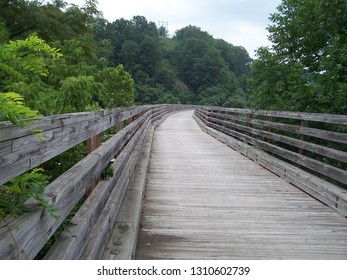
left=116, top=120, right=125, bottom=133
left=86, top=133, right=101, bottom=196
left=267, top=117, right=274, bottom=144
left=299, top=120, right=308, bottom=155
left=248, top=113, right=254, bottom=138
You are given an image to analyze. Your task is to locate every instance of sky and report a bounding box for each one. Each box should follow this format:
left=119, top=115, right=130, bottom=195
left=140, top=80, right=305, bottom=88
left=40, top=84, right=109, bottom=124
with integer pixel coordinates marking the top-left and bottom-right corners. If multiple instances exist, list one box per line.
left=67, top=0, right=282, bottom=58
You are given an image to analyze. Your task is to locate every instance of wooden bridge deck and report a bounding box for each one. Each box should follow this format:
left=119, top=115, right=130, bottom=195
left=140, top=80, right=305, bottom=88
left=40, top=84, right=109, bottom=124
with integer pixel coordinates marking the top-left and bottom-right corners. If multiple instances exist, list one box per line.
left=136, top=110, right=347, bottom=259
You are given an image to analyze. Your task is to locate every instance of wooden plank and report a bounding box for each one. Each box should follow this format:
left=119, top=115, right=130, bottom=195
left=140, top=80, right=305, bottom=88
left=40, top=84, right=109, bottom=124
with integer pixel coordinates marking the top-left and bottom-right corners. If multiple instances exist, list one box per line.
left=80, top=124, right=149, bottom=259
left=0, top=112, right=149, bottom=259
left=101, top=126, right=155, bottom=260
left=203, top=106, right=347, bottom=124
left=194, top=113, right=347, bottom=216
left=136, top=110, right=347, bottom=260
left=0, top=106, right=153, bottom=142
left=209, top=116, right=347, bottom=163
left=209, top=111, right=347, bottom=144
left=81, top=108, right=178, bottom=259
left=86, top=134, right=102, bottom=196
left=0, top=140, right=11, bottom=156
left=0, top=106, right=154, bottom=185
left=45, top=117, right=151, bottom=259
left=198, top=113, right=347, bottom=185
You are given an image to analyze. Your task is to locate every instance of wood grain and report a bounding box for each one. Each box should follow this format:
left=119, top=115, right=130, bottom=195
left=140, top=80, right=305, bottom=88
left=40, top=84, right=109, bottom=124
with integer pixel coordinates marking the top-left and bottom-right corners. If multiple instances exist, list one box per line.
left=136, top=110, right=347, bottom=260
left=202, top=106, right=347, bottom=124
left=0, top=106, right=152, bottom=185
left=0, top=112, right=149, bottom=259
left=195, top=108, right=347, bottom=187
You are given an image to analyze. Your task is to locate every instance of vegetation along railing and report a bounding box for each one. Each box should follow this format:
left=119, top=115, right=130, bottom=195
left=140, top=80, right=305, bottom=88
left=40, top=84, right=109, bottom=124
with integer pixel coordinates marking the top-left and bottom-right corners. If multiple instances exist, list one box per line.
left=0, top=104, right=183, bottom=259
left=194, top=106, right=347, bottom=217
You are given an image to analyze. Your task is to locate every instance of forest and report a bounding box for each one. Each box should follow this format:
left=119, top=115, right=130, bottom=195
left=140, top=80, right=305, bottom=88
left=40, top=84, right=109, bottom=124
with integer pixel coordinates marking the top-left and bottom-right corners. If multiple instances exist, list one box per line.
left=0, top=0, right=253, bottom=128
left=1, top=0, right=346, bottom=126
left=0, top=0, right=346, bottom=234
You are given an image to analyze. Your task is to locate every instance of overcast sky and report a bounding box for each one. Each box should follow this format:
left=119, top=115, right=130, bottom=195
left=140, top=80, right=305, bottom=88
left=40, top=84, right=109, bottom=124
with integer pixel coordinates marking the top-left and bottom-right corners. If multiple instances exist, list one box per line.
left=67, top=0, right=282, bottom=58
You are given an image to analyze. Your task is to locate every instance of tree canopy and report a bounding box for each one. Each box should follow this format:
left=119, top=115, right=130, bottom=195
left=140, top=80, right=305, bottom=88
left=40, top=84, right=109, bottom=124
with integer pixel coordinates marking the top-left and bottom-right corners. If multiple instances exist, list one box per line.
left=251, top=0, right=347, bottom=114
left=1, top=0, right=345, bottom=122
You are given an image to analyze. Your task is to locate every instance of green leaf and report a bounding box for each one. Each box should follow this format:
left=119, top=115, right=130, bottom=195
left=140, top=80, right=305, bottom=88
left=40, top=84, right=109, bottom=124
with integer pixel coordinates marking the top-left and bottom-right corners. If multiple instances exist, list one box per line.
left=6, top=185, right=21, bottom=193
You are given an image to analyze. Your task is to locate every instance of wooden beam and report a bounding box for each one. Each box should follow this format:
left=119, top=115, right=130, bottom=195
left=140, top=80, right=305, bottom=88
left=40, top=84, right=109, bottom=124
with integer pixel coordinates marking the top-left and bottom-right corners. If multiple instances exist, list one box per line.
left=194, top=112, right=347, bottom=217
left=86, top=134, right=101, bottom=196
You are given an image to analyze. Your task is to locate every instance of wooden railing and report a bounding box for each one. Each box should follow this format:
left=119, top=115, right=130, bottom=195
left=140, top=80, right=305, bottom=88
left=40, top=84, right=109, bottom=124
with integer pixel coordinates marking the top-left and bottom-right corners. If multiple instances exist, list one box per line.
left=194, top=106, right=347, bottom=216
left=0, top=104, right=183, bottom=259
left=1, top=105, right=346, bottom=259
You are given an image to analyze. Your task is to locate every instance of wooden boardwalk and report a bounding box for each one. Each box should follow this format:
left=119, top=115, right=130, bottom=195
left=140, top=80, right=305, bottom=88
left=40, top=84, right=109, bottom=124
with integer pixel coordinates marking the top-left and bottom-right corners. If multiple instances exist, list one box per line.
left=136, top=110, right=347, bottom=259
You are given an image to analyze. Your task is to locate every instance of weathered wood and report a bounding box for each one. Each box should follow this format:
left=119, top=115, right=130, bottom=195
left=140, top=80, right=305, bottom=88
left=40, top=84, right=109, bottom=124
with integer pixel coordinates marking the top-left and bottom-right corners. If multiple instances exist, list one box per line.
left=196, top=107, right=347, bottom=187
left=136, top=110, right=347, bottom=260
left=202, top=117, right=347, bottom=185
left=194, top=113, right=347, bottom=217
left=208, top=111, right=347, bottom=144
left=0, top=107, right=144, bottom=142
left=86, top=134, right=102, bottom=196
left=80, top=108, right=178, bottom=259
left=0, top=112, right=149, bottom=259
left=116, top=121, right=125, bottom=133
left=45, top=117, right=151, bottom=259
left=299, top=120, right=308, bottom=155
left=0, top=106, right=156, bottom=185
left=43, top=107, right=177, bottom=260
left=208, top=115, right=347, bottom=164
left=80, top=125, right=149, bottom=259
left=101, top=126, right=155, bottom=260
left=203, top=106, right=347, bottom=124
left=2, top=104, right=345, bottom=260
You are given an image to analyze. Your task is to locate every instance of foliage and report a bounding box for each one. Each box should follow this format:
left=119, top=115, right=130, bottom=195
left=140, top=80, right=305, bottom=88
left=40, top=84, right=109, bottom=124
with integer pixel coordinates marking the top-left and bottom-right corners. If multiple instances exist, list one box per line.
left=251, top=47, right=313, bottom=111
left=98, top=65, right=135, bottom=108
left=172, top=26, right=250, bottom=105
left=94, top=17, right=252, bottom=106
left=0, top=33, right=62, bottom=119
left=0, top=92, right=40, bottom=126
left=251, top=0, right=347, bottom=114
left=0, top=0, right=98, bottom=41
left=0, top=34, right=62, bottom=87
left=58, top=75, right=98, bottom=113
left=0, top=168, right=57, bottom=220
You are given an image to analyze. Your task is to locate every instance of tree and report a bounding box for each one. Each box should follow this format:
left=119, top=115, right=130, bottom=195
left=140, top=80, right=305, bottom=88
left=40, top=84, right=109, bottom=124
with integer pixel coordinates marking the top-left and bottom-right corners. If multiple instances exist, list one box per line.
left=252, top=0, right=347, bottom=113
left=251, top=47, right=312, bottom=111
left=0, top=0, right=95, bottom=41
left=139, top=35, right=161, bottom=76
left=215, top=39, right=252, bottom=77
left=97, top=65, right=135, bottom=108
left=0, top=34, right=62, bottom=122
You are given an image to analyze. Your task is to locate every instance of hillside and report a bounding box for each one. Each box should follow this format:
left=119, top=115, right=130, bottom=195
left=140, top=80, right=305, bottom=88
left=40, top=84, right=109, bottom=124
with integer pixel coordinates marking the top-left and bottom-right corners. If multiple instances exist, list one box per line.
left=95, top=16, right=253, bottom=107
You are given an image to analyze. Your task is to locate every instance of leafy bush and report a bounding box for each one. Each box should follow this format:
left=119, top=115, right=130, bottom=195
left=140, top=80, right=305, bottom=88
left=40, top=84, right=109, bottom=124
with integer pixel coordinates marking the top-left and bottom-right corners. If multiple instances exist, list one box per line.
left=0, top=168, right=58, bottom=220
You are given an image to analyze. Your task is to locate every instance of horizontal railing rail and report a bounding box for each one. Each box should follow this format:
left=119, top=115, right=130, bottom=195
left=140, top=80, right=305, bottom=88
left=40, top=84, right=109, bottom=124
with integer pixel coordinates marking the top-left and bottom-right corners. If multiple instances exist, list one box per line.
left=194, top=106, right=347, bottom=216
left=0, top=104, right=184, bottom=259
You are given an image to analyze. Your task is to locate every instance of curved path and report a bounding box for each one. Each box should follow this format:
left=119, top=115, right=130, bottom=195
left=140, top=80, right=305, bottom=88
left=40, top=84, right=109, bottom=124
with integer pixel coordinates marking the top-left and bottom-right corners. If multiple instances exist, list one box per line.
left=136, top=110, right=347, bottom=259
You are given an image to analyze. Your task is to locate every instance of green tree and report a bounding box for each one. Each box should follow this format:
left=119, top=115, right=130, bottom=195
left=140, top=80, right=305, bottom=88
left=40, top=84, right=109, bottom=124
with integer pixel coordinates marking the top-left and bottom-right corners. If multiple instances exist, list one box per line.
left=251, top=47, right=313, bottom=111
left=252, top=0, right=347, bottom=113
left=0, top=34, right=62, bottom=123
left=215, top=39, right=252, bottom=77
left=97, top=65, right=135, bottom=108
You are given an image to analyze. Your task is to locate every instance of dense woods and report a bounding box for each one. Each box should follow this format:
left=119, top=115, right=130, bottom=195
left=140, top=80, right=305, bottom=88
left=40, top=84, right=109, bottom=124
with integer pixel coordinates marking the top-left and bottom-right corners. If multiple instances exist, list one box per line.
left=0, top=0, right=346, bottom=247
left=0, top=0, right=252, bottom=128
left=2, top=0, right=345, bottom=124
